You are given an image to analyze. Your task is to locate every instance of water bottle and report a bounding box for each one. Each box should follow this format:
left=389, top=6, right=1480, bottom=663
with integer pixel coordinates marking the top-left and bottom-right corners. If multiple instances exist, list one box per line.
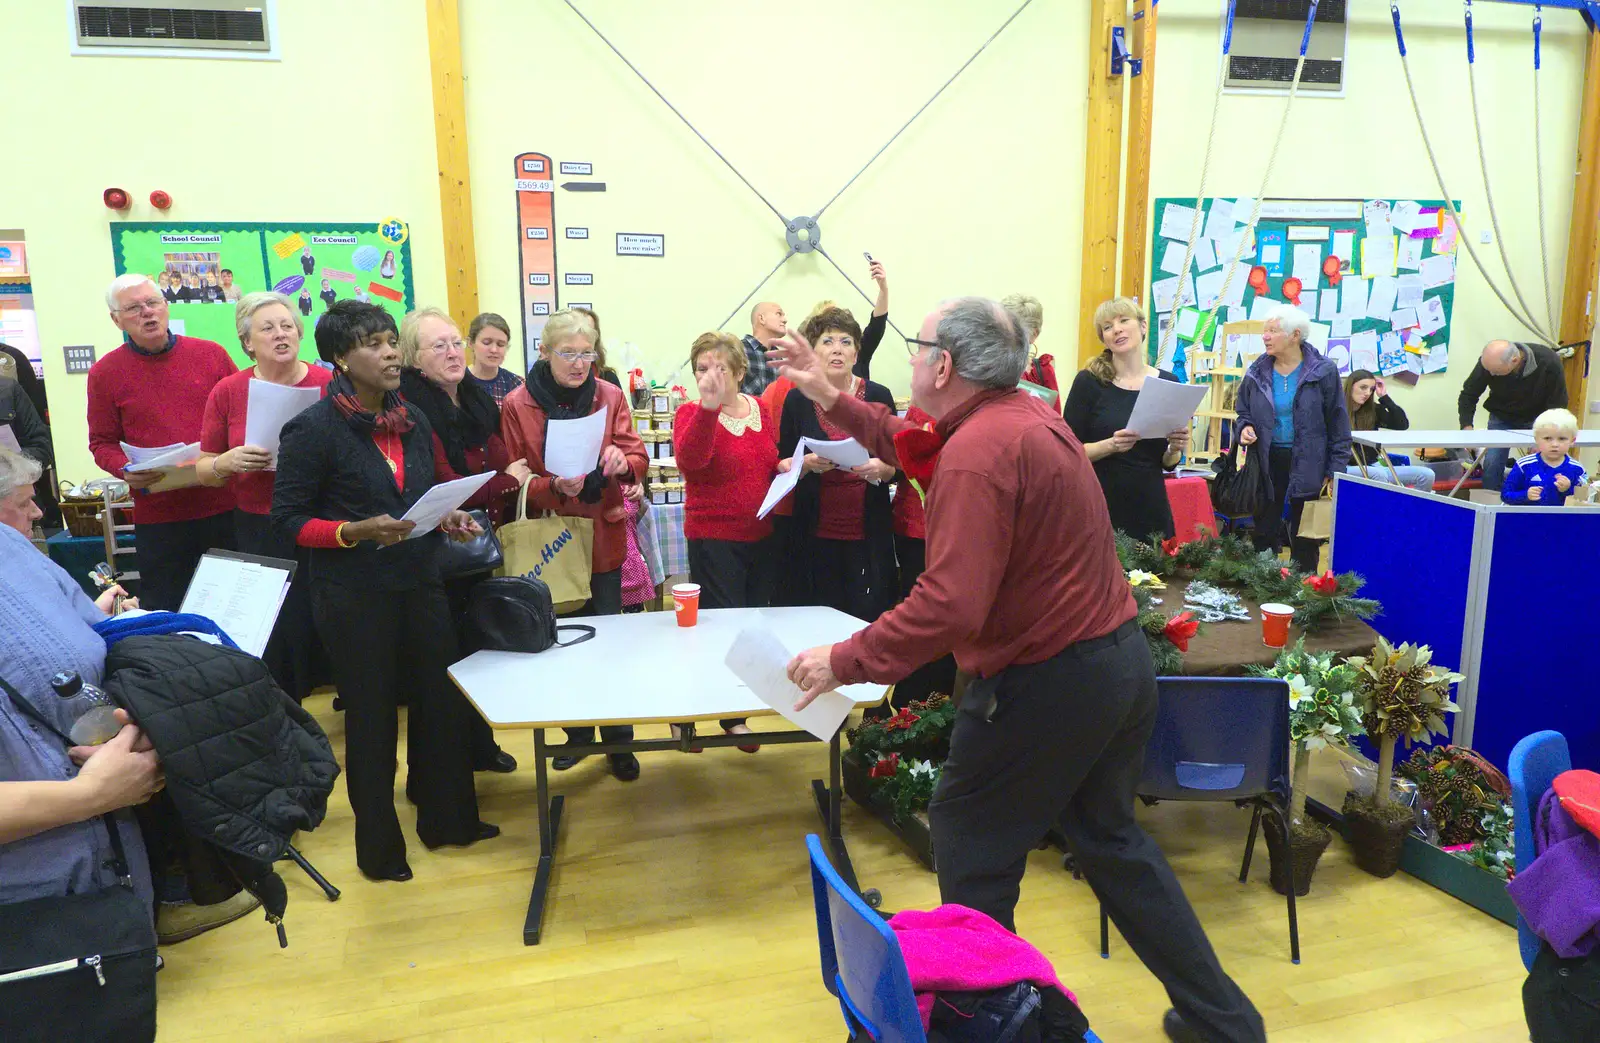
left=51, top=671, right=122, bottom=747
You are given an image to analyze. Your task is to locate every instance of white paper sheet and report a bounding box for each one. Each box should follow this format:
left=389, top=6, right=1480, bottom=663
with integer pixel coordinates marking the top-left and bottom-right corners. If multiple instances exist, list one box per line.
left=543, top=408, right=608, bottom=478
left=1159, top=203, right=1199, bottom=241
left=1332, top=231, right=1356, bottom=268
left=1362, top=235, right=1399, bottom=278
left=1419, top=253, right=1456, bottom=289
left=1151, top=274, right=1193, bottom=313
left=1124, top=377, right=1208, bottom=439
left=1396, top=237, right=1423, bottom=271
left=1390, top=201, right=1425, bottom=234
left=398, top=471, right=496, bottom=537
left=1220, top=264, right=1249, bottom=309
left=1417, top=296, right=1448, bottom=337
left=1340, top=279, right=1369, bottom=319
left=180, top=554, right=294, bottom=659
left=1378, top=331, right=1407, bottom=376
left=1366, top=276, right=1399, bottom=322
left=1292, top=244, right=1323, bottom=287
left=724, top=626, right=856, bottom=742
left=120, top=441, right=198, bottom=470
left=1226, top=333, right=1264, bottom=367
left=1175, top=309, right=1201, bottom=341
left=1308, top=322, right=1332, bottom=348
left=1423, top=341, right=1451, bottom=374
left=1390, top=308, right=1420, bottom=332
left=1395, top=274, right=1425, bottom=310
left=244, top=379, right=323, bottom=466
left=1298, top=290, right=1318, bottom=318
left=1351, top=330, right=1381, bottom=372
left=1194, top=238, right=1218, bottom=273
left=757, top=442, right=808, bottom=520
left=1159, top=241, right=1190, bottom=275
left=1203, top=199, right=1236, bottom=242
left=0, top=424, right=19, bottom=454
left=1332, top=318, right=1354, bottom=339
left=1249, top=297, right=1277, bottom=321
left=1232, top=197, right=1257, bottom=219
left=802, top=437, right=870, bottom=470
left=1195, top=269, right=1225, bottom=310
left=1318, top=291, right=1339, bottom=322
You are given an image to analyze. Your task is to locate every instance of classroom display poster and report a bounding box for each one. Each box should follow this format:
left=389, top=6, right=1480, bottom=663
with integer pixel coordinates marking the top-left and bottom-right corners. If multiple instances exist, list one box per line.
left=1147, top=199, right=1460, bottom=383
left=0, top=287, right=41, bottom=376
left=111, top=222, right=414, bottom=367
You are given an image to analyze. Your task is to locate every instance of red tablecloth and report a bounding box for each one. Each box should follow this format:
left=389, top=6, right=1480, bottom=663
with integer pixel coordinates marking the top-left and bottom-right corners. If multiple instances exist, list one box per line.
left=1165, top=476, right=1214, bottom=543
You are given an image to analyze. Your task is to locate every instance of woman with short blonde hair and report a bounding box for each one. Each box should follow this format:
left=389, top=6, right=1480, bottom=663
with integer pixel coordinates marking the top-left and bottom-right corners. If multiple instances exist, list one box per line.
left=1002, top=292, right=1056, bottom=394
left=1062, top=296, right=1189, bottom=539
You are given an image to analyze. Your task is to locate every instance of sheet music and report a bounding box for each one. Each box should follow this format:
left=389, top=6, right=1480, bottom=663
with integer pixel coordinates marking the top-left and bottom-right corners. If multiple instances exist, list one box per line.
left=180, top=554, right=294, bottom=658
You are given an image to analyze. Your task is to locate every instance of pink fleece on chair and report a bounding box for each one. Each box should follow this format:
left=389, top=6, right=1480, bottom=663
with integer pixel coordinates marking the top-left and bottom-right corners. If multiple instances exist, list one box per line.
left=887, top=904, right=1073, bottom=1029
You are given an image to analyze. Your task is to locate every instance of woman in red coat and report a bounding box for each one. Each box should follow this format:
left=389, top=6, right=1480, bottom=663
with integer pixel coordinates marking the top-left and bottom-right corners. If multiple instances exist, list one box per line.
left=674, top=331, right=780, bottom=749
left=500, top=309, right=649, bottom=781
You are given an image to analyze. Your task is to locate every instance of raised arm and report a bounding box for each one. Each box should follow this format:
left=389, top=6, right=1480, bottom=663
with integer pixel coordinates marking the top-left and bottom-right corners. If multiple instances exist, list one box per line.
left=1457, top=363, right=1489, bottom=428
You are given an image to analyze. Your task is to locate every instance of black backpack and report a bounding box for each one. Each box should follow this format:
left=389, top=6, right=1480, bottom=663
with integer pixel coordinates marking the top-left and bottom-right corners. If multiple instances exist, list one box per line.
left=465, top=576, right=597, bottom=654
left=927, top=983, right=1090, bottom=1043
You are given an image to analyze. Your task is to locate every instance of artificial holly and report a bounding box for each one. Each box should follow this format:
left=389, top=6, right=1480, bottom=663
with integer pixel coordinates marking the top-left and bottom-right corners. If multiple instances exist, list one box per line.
left=869, top=752, right=901, bottom=779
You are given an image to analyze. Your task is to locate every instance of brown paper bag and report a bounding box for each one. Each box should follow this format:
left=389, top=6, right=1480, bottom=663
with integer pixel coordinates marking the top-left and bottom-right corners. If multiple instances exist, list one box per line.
left=1297, top=496, right=1334, bottom=540
left=497, top=480, right=595, bottom=608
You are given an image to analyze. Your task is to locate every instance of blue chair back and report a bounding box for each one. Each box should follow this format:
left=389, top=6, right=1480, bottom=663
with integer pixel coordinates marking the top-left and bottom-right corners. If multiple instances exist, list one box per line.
left=1140, top=677, right=1291, bottom=803
left=1508, top=730, right=1571, bottom=971
left=806, top=834, right=926, bottom=1042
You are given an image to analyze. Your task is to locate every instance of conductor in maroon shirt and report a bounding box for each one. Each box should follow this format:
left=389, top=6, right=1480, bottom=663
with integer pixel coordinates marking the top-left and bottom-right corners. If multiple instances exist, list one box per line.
left=88, top=274, right=238, bottom=610
left=772, top=298, right=1264, bottom=1043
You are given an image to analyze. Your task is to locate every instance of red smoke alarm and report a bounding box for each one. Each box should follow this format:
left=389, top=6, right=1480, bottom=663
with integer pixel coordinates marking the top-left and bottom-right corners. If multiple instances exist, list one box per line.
left=103, top=187, right=131, bottom=210
left=149, top=190, right=172, bottom=210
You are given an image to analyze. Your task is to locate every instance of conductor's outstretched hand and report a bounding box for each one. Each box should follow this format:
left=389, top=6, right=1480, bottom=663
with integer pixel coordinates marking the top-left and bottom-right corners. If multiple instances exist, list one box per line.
left=767, top=331, right=840, bottom=410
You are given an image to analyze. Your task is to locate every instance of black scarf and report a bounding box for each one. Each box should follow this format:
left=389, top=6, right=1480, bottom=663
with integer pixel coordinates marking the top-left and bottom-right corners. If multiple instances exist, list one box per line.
left=327, top=371, right=414, bottom=435
left=526, top=360, right=606, bottom=503
left=399, top=367, right=499, bottom=476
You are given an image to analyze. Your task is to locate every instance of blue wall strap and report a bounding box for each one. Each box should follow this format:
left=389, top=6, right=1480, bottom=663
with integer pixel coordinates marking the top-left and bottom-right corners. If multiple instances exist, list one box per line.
left=1392, top=2, right=1407, bottom=56
left=1300, top=0, right=1320, bottom=56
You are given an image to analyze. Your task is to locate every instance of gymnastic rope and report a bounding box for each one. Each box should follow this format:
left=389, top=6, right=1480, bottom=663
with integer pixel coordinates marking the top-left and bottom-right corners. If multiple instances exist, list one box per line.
left=1390, top=1, right=1556, bottom=345
left=1532, top=7, right=1559, bottom=340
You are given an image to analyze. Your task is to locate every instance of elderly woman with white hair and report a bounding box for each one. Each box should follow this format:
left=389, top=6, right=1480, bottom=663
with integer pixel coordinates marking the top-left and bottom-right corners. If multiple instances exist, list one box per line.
left=1234, top=305, right=1351, bottom=572
left=194, top=291, right=333, bottom=702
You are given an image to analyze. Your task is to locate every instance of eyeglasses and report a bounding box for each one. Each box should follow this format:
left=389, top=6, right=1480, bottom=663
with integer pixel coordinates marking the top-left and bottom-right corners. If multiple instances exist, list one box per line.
left=905, top=337, right=938, bottom=356
left=424, top=338, right=466, bottom=355
left=116, top=298, right=165, bottom=315
left=554, top=350, right=599, bottom=362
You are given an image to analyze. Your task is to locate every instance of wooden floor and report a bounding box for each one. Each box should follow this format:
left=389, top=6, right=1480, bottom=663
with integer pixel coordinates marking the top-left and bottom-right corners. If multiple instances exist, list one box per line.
left=153, top=697, right=1527, bottom=1042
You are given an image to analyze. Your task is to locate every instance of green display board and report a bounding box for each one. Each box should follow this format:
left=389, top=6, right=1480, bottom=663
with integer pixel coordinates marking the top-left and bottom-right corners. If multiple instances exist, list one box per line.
left=1147, top=198, right=1462, bottom=383
left=111, top=221, right=414, bottom=367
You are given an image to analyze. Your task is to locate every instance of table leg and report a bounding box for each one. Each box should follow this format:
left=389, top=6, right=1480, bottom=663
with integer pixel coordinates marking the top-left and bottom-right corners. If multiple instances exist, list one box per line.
left=1448, top=448, right=1485, bottom=498
left=525, top=726, right=565, bottom=946
left=811, top=729, right=862, bottom=895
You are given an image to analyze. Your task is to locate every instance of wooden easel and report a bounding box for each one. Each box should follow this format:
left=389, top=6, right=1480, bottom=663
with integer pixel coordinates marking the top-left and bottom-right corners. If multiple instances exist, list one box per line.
left=1185, top=320, right=1263, bottom=465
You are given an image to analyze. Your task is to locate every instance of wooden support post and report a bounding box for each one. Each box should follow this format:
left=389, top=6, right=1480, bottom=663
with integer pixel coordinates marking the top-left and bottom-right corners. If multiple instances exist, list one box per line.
left=1559, top=26, right=1600, bottom=418
left=427, top=0, right=480, bottom=335
left=1079, top=0, right=1127, bottom=367
left=1119, top=0, right=1156, bottom=314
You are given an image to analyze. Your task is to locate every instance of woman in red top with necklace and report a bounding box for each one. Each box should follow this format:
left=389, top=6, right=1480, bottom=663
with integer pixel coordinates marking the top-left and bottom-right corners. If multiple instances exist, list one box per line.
left=196, top=292, right=332, bottom=703
left=674, top=332, right=780, bottom=747
left=776, top=307, right=899, bottom=622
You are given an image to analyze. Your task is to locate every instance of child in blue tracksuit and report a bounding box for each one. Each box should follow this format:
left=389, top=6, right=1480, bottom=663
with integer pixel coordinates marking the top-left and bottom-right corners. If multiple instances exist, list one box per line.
left=1501, top=407, right=1588, bottom=506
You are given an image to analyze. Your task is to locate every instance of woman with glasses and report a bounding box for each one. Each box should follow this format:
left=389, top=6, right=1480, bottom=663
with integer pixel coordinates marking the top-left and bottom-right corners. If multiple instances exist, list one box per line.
left=398, top=307, right=528, bottom=775
left=499, top=309, right=648, bottom=782
left=775, top=306, right=899, bottom=622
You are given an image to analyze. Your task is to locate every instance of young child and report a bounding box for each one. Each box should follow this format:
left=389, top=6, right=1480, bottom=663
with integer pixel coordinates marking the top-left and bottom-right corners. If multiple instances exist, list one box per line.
left=1501, top=408, right=1588, bottom=506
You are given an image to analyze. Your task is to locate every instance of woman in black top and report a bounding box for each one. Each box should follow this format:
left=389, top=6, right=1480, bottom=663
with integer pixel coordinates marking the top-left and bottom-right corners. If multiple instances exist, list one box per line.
left=272, top=300, right=496, bottom=882
left=1063, top=297, right=1191, bottom=539
left=1343, top=369, right=1435, bottom=491
left=776, top=306, right=899, bottom=621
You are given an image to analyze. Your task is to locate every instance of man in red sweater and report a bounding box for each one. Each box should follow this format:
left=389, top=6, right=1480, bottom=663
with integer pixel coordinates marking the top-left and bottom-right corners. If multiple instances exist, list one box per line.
left=772, top=299, right=1263, bottom=1043
left=88, top=275, right=237, bottom=610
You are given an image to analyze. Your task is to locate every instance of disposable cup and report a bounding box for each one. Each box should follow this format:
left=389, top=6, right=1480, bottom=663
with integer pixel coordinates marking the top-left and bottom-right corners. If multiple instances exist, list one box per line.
left=1260, top=603, right=1294, bottom=648
left=672, top=583, right=701, bottom=627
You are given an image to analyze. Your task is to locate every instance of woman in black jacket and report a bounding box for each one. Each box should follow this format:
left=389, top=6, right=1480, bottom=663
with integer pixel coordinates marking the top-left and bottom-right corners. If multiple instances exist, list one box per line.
left=271, top=300, right=496, bottom=883
left=1343, top=369, right=1435, bottom=491
left=776, top=306, right=898, bottom=622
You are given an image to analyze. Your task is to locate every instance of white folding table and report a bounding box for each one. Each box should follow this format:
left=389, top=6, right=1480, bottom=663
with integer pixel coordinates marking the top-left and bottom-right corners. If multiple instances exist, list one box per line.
left=448, top=606, right=889, bottom=944
left=1351, top=428, right=1600, bottom=496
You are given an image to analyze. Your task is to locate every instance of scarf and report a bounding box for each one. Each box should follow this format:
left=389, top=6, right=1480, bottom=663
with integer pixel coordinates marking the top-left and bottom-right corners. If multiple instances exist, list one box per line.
left=526, top=359, right=606, bottom=503
left=399, top=367, right=498, bottom=476
left=328, top=371, right=414, bottom=435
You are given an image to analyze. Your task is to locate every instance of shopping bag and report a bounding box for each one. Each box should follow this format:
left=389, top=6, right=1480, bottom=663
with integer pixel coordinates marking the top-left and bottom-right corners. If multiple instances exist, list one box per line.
left=1297, top=495, right=1334, bottom=540
left=496, top=479, right=594, bottom=608
left=1212, top=440, right=1273, bottom=517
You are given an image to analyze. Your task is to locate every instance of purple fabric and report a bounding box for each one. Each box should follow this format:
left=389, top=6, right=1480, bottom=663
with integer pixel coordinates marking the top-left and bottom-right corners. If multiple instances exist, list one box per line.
left=1508, top=788, right=1600, bottom=958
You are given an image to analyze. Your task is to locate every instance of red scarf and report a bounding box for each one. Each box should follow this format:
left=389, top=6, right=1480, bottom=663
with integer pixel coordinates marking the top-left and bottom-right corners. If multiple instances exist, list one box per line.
left=329, top=372, right=414, bottom=435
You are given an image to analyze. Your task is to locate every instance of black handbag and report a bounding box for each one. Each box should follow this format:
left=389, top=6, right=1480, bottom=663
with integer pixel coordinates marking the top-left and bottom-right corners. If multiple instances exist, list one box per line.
left=1212, top=439, right=1275, bottom=517
left=465, top=575, right=595, bottom=653
left=437, top=509, right=503, bottom=579
left=0, top=679, right=158, bottom=1043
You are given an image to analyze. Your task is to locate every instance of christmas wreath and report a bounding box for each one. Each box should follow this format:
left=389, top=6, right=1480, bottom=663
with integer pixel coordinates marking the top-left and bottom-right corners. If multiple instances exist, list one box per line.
left=845, top=696, right=956, bottom=823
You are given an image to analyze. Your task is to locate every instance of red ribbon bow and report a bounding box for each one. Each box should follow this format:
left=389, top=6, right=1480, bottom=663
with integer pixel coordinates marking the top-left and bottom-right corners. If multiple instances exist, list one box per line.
left=892, top=422, right=944, bottom=501
left=1161, top=536, right=1183, bottom=557
left=868, top=752, right=901, bottom=779
left=1163, top=611, right=1199, bottom=652
left=1302, top=570, right=1339, bottom=596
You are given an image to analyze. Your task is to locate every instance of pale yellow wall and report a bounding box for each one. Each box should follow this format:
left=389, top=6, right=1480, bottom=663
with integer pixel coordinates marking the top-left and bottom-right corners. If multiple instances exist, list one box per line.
left=5, top=1, right=1597, bottom=486
left=1149, top=1, right=1593, bottom=442
left=0, top=1, right=446, bottom=483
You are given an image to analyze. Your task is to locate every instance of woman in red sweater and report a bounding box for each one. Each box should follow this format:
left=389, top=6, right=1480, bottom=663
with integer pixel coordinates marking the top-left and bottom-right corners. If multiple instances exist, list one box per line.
left=675, top=332, right=781, bottom=748
left=499, top=309, right=648, bottom=781
left=195, top=292, right=332, bottom=703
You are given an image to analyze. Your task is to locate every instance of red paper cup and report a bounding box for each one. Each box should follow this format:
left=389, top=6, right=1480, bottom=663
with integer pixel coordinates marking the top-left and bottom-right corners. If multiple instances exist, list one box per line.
left=672, top=583, right=701, bottom=627
left=1260, top=603, right=1294, bottom=648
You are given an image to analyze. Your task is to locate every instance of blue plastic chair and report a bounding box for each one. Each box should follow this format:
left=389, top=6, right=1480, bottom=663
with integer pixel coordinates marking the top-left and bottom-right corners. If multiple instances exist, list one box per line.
left=1508, top=730, right=1571, bottom=972
left=807, top=834, right=1105, bottom=1042
left=1097, top=677, right=1299, bottom=963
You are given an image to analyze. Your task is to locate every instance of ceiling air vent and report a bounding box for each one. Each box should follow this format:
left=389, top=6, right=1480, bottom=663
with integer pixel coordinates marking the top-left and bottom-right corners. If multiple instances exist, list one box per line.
left=72, top=1, right=275, bottom=58
left=1226, top=0, right=1347, bottom=94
